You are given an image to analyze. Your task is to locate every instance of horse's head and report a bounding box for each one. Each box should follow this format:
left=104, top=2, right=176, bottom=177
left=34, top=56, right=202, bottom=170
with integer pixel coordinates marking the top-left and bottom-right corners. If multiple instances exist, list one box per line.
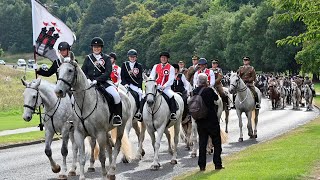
left=144, top=76, right=157, bottom=107
left=55, top=60, right=78, bottom=97
left=21, top=78, right=42, bottom=122
left=229, top=73, right=240, bottom=94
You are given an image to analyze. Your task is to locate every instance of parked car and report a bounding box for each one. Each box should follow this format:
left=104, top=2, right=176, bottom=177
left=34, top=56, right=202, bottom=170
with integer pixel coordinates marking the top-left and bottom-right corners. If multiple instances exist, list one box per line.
left=41, top=64, right=49, bottom=71
left=17, top=59, right=26, bottom=66
left=27, top=59, right=36, bottom=68
left=0, top=60, right=5, bottom=65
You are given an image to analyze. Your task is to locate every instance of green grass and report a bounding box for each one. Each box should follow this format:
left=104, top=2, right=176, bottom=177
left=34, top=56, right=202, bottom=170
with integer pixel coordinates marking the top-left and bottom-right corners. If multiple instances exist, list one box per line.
left=0, top=131, right=46, bottom=146
left=0, top=111, right=39, bottom=131
left=175, top=82, right=320, bottom=180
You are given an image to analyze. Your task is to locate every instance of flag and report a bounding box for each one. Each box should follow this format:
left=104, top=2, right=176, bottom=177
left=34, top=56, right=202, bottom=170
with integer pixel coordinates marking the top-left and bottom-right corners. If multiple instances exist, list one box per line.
left=31, top=0, right=76, bottom=50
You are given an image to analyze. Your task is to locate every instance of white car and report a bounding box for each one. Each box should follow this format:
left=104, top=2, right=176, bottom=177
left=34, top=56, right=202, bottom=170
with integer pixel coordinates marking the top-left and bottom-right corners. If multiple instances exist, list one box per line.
left=0, top=60, right=5, bottom=65
left=17, top=59, right=26, bottom=66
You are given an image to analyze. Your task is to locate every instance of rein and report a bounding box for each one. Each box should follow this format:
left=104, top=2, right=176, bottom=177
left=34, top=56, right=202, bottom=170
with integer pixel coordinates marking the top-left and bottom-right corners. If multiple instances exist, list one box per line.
left=230, top=76, right=249, bottom=104
left=145, top=80, right=163, bottom=131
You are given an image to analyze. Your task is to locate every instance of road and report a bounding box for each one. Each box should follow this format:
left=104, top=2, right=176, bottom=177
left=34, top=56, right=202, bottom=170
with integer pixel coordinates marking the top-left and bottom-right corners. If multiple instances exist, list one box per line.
left=0, top=98, right=318, bottom=180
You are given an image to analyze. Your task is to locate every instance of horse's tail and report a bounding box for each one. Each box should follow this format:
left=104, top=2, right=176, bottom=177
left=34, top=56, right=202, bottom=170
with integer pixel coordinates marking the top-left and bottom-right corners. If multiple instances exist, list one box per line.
left=110, top=128, right=134, bottom=162
left=251, top=109, right=256, bottom=130
left=84, top=136, right=100, bottom=160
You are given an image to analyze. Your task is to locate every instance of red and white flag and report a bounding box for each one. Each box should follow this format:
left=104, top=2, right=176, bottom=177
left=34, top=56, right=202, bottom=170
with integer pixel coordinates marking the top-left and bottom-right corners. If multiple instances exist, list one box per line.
left=31, top=0, right=76, bottom=50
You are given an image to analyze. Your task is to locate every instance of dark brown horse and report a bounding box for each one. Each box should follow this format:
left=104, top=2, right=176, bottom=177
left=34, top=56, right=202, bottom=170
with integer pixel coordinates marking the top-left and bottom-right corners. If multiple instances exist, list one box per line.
left=269, top=84, right=280, bottom=110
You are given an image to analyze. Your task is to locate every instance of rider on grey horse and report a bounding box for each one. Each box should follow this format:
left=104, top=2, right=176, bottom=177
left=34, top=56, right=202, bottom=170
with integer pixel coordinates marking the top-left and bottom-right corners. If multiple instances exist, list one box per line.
left=237, top=56, right=260, bottom=109
left=82, top=37, right=122, bottom=126
left=120, top=49, right=144, bottom=121
left=149, top=51, right=178, bottom=120
left=304, top=76, right=316, bottom=96
left=193, top=58, right=216, bottom=88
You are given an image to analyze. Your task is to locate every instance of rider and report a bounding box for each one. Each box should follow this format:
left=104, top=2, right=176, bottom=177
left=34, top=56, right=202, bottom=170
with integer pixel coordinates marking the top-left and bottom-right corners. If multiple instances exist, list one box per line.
left=237, top=56, right=260, bottom=109
left=303, top=76, right=316, bottom=97
left=178, top=60, right=187, bottom=75
left=35, top=41, right=75, bottom=78
left=171, top=63, right=190, bottom=111
left=120, top=49, right=144, bottom=121
left=211, top=59, right=230, bottom=110
left=82, top=37, right=122, bottom=126
left=186, top=55, right=199, bottom=87
left=109, top=52, right=121, bottom=86
left=193, top=58, right=215, bottom=88
left=149, top=51, right=178, bottom=120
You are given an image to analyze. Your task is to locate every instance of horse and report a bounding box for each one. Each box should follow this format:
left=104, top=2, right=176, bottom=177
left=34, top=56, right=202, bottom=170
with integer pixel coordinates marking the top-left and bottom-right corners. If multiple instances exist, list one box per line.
left=229, top=73, right=261, bottom=142
left=268, top=82, right=281, bottom=110
left=142, top=75, right=184, bottom=170
left=291, top=82, right=301, bottom=110
left=21, top=79, right=81, bottom=179
left=118, top=84, right=147, bottom=160
left=54, top=60, right=131, bottom=180
left=303, top=84, right=313, bottom=111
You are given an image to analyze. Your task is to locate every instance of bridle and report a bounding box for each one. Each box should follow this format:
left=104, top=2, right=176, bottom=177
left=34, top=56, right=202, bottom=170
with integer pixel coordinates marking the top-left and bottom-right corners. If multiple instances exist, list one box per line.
left=23, top=87, right=40, bottom=113
left=57, top=62, right=78, bottom=92
left=230, top=75, right=247, bottom=92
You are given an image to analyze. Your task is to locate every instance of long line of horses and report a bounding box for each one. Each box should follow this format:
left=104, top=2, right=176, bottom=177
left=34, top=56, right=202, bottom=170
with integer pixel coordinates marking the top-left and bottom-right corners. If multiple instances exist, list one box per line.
left=21, top=61, right=314, bottom=180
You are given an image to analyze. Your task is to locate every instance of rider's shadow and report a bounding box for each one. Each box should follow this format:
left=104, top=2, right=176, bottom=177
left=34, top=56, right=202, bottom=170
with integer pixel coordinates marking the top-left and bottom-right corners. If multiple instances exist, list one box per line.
left=226, top=139, right=259, bottom=150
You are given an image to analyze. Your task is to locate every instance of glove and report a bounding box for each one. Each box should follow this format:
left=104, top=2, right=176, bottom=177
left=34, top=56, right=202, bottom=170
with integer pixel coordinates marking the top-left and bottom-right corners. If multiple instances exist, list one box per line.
left=90, top=80, right=97, bottom=86
left=33, top=63, right=38, bottom=70
left=124, top=84, right=129, bottom=88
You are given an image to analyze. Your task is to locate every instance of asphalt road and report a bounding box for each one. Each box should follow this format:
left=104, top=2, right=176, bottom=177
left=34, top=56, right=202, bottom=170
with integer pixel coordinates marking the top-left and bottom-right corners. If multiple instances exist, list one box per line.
left=0, top=98, right=318, bottom=180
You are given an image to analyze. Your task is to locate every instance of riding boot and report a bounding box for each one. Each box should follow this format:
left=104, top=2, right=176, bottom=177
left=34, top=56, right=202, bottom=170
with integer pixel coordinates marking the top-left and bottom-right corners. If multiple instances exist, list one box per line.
left=112, top=102, right=122, bottom=126
left=134, top=99, right=145, bottom=122
left=169, top=97, right=177, bottom=120
left=252, top=89, right=260, bottom=109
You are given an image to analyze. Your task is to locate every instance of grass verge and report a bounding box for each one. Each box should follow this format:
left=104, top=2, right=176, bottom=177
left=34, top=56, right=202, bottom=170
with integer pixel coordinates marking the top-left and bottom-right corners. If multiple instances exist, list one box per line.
left=0, top=111, right=39, bottom=131
left=0, top=131, right=47, bottom=147
left=175, top=84, right=320, bottom=180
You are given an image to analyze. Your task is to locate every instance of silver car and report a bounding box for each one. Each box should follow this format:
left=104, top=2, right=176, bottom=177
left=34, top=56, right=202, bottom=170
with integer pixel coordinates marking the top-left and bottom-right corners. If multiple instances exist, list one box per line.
left=0, top=60, right=5, bottom=65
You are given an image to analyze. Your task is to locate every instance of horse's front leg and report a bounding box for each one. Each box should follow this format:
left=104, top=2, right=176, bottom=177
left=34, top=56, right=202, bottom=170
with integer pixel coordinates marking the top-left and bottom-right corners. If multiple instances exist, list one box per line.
left=68, top=130, right=77, bottom=176
left=74, top=130, right=86, bottom=180
left=137, top=122, right=146, bottom=160
left=87, top=136, right=97, bottom=172
left=245, top=111, right=253, bottom=138
left=96, top=132, right=107, bottom=179
left=150, top=125, right=165, bottom=170
left=191, top=118, right=198, bottom=158
left=225, top=110, right=229, bottom=133
left=108, top=126, right=125, bottom=180
left=253, top=109, right=259, bottom=138
left=44, top=131, right=60, bottom=174
left=59, top=126, right=70, bottom=180
left=171, top=122, right=180, bottom=165
left=237, top=110, right=244, bottom=142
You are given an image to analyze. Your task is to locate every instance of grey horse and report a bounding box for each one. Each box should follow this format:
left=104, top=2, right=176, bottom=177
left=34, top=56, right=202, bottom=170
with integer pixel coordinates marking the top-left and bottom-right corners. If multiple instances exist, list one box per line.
left=54, top=60, right=131, bottom=180
left=229, top=73, right=261, bottom=142
left=143, top=76, right=184, bottom=170
left=22, top=79, right=77, bottom=180
left=292, top=82, right=301, bottom=110
left=303, top=84, right=313, bottom=111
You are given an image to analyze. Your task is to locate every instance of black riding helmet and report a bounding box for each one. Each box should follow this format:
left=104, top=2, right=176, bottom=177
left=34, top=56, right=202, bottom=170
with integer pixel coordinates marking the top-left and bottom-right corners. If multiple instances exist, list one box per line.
left=91, top=37, right=104, bottom=47
left=109, top=52, right=117, bottom=60
left=58, top=41, right=71, bottom=51
left=198, top=58, right=207, bottom=65
left=159, top=51, right=170, bottom=58
left=127, top=49, right=138, bottom=56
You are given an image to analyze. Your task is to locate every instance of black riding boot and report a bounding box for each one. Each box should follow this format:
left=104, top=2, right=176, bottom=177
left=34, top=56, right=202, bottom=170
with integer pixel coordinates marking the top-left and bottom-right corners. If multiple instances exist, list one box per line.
left=112, top=102, right=122, bottom=126
left=252, top=89, right=260, bottom=109
left=134, top=99, right=145, bottom=122
left=169, top=97, right=177, bottom=120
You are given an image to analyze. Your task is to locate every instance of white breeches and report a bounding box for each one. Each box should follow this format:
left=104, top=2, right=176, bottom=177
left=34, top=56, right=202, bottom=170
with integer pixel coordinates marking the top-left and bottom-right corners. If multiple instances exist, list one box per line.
left=129, top=84, right=143, bottom=100
left=157, top=85, right=174, bottom=98
left=105, top=86, right=121, bottom=104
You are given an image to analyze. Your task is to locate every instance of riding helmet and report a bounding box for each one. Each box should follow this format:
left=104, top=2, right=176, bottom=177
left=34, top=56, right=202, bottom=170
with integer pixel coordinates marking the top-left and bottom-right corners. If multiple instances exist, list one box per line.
left=198, top=58, right=207, bottom=65
left=159, top=51, right=170, bottom=58
left=91, top=37, right=104, bottom=47
left=58, top=41, right=71, bottom=51
left=109, top=52, right=117, bottom=60
left=127, top=49, right=138, bottom=56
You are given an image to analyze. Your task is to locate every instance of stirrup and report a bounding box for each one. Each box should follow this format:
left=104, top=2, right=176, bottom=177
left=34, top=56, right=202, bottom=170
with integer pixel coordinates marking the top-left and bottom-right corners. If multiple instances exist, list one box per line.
left=170, top=113, right=177, bottom=120
left=134, top=112, right=142, bottom=120
left=255, top=103, right=261, bottom=109
left=112, top=115, right=122, bottom=126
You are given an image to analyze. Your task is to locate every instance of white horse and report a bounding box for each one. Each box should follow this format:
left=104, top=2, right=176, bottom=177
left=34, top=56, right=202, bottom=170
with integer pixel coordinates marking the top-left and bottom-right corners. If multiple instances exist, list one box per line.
left=118, top=84, right=147, bottom=160
left=292, top=82, right=301, bottom=110
left=54, top=60, right=131, bottom=180
left=229, top=73, right=261, bottom=142
left=143, top=76, right=184, bottom=170
left=303, top=84, right=313, bottom=111
left=22, top=79, right=79, bottom=179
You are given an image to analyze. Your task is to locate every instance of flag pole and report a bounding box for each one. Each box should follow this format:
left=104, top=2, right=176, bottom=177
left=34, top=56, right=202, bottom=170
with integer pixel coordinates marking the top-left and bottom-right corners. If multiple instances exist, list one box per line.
left=33, top=46, right=44, bottom=131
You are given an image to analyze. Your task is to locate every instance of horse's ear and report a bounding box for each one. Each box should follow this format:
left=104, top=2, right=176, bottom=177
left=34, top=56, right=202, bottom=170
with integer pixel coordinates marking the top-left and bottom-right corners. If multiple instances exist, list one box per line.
left=21, top=78, right=27, bottom=87
left=33, top=78, right=41, bottom=88
left=143, top=73, right=148, bottom=81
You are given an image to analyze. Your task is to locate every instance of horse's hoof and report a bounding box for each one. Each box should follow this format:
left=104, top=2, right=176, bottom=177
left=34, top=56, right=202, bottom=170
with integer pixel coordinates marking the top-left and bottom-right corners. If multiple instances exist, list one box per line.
left=136, top=154, right=142, bottom=160
left=122, top=157, right=129, bottom=163
left=238, top=138, right=243, bottom=142
left=191, top=153, right=197, bottom=158
left=254, top=135, right=257, bottom=138
left=170, top=160, right=178, bottom=165
left=249, top=135, right=254, bottom=139
left=108, top=174, right=116, bottom=180
left=52, top=164, right=61, bottom=173
left=225, top=130, right=228, bottom=133
left=58, top=174, right=68, bottom=180
left=185, top=146, right=190, bottom=151
left=150, top=164, right=160, bottom=171
left=68, top=171, right=76, bottom=176
left=141, top=149, right=146, bottom=157
left=87, top=167, right=95, bottom=172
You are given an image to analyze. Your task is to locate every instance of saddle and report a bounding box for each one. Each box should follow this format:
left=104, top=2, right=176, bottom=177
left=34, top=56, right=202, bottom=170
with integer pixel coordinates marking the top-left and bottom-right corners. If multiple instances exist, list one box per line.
left=158, top=90, right=179, bottom=110
left=128, top=87, right=140, bottom=111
